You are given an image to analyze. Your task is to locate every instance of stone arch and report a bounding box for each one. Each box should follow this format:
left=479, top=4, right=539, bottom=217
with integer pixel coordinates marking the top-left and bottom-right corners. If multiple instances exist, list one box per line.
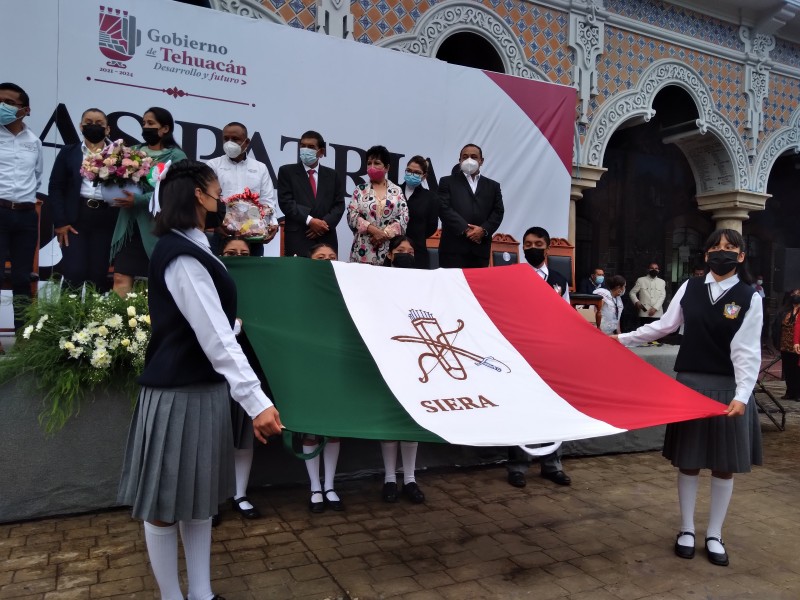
left=209, top=0, right=286, bottom=25
left=375, top=0, right=549, bottom=82
left=582, top=59, right=750, bottom=192
left=752, top=107, right=800, bottom=193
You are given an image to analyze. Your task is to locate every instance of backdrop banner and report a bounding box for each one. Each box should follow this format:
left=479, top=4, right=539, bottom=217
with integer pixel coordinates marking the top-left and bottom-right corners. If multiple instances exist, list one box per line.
left=1, top=0, right=574, bottom=268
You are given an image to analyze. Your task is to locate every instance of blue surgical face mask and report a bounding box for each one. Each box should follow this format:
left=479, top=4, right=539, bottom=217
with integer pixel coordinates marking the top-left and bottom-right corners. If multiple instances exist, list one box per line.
left=404, top=172, right=422, bottom=188
left=594, top=275, right=605, bottom=285
left=299, top=148, right=319, bottom=167
left=0, top=103, right=20, bottom=126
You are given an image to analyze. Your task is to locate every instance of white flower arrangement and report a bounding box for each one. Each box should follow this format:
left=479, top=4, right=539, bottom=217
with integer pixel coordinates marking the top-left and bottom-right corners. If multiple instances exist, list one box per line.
left=0, top=285, right=151, bottom=433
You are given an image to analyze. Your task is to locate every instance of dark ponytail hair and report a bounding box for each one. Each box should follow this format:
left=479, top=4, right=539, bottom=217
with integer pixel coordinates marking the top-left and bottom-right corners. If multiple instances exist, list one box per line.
left=153, top=160, right=217, bottom=236
left=703, top=228, right=751, bottom=284
left=144, top=106, right=180, bottom=149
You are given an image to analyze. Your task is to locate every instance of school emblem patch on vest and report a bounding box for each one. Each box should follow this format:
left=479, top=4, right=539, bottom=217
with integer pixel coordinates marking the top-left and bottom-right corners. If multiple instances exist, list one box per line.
left=723, top=302, right=741, bottom=319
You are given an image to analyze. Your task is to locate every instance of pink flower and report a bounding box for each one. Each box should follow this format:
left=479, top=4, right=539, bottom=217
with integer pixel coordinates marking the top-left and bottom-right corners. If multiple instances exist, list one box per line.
left=116, top=166, right=128, bottom=177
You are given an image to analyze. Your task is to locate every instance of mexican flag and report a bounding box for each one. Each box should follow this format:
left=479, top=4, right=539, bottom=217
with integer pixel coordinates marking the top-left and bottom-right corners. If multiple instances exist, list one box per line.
left=229, top=259, right=725, bottom=446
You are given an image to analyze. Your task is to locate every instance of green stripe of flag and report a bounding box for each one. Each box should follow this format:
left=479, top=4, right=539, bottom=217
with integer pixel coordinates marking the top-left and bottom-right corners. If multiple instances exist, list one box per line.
left=228, top=258, right=446, bottom=443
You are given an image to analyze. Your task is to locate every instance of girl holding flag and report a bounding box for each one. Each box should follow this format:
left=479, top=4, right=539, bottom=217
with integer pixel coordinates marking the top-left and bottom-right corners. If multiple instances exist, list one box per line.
left=615, top=229, right=762, bottom=567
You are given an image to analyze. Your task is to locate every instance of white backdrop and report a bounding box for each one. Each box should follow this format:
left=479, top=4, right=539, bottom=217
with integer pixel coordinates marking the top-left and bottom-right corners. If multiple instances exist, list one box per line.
left=1, top=0, right=573, bottom=318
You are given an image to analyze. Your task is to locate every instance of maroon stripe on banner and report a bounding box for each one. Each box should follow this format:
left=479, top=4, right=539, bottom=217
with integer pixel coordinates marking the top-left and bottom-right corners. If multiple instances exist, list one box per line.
left=482, top=71, right=575, bottom=174
left=462, top=265, right=725, bottom=430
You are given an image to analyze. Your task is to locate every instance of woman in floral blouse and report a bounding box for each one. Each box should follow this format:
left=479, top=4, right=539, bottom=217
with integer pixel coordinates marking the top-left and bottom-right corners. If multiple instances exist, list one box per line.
left=347, top=145, right=408, bottom=265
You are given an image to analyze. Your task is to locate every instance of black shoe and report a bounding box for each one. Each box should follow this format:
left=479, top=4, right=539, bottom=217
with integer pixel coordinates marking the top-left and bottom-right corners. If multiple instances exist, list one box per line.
left=309, top=491, right=324, bottom=513
left=705, top=536, right=729, bottom=566
left=541, top=470, right=571, bottom=486
left=402, top=482, right=425, bottom=504
left=673, top=531, right=695, bottom=559
left=382, top=482, right=398, bottom=503
left=324, top=490, right=344, bottom=512
left=507, top=471, right=527, bottom=488
left=231, top=496, right=261, bottom=519
left=211, top=513, right=221, bottom=528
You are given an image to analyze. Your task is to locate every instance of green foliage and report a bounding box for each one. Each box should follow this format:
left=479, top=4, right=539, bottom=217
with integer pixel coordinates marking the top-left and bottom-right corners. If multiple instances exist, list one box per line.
left=0, top=283, right=150, bottom=434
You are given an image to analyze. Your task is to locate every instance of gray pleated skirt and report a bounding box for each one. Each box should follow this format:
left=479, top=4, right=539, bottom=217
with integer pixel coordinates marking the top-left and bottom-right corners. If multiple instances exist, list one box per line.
left=117, top=382, right=235, bottom=522
left=230, top=398, right=254, bottom=450
left=663, top=372, right=763, bottom=473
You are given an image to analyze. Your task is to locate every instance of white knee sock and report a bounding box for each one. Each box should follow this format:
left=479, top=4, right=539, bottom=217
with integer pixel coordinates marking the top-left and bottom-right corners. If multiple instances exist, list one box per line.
left=400, top=441, right=418, bottom=485
left=323, top=441, right=340, bottom=502
left=381, top=441, right=398, bottom=483
left=707, top=476, right=734, bottom=554
left=179, top=518, right=214, bottom=600
left=233, top=448, right=254, bottom=510
left=677, top=472, right=699, bottom=547
left=143, top=522, right=183, bottom=600
left=304, top=443, right=322, bottom=493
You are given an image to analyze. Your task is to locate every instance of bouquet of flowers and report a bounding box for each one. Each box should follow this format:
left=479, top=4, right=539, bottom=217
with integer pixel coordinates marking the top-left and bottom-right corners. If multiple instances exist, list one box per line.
left=221, top=187, right=273, bottom=241
left=0, top=284, right=151, bottom=434
left=80, top=139, right=154, bottom=189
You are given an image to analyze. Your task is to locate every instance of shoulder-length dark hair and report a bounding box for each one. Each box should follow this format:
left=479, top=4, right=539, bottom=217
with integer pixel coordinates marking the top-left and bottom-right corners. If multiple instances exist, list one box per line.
left=144, top=106, right=180, bottom=149
left=153, top=160, right=216, bottom=236
left=703, top=228, right=751, bottom=284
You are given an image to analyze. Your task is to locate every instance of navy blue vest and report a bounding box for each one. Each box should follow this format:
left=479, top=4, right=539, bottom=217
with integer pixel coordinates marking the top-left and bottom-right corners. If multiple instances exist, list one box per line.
left=138, top=231, right=237, bottom=387
left=674, top=276, right=753, bottom=376
left=545, top=268, right=569, bottom=299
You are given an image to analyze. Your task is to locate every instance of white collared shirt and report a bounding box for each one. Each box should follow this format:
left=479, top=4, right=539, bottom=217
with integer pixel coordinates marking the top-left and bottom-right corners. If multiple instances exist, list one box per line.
left=79, top=142, right=106, bottom=200
left=619, top=273, right=761, bottom=403
left=0, top=122, right=43, bottom=202
left=463, top=171, right=480, bottom=194
left=207, top=154, right=278, bottom=225
left=163, top=228, right=273, bottom=418
left=303, top=162, right=320, bottom=225
left=533, top=263, right=571, bottom=304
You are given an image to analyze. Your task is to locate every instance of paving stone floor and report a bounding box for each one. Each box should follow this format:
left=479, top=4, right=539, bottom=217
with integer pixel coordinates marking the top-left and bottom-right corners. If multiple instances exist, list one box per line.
left=1, top=355, right=798, bottom=599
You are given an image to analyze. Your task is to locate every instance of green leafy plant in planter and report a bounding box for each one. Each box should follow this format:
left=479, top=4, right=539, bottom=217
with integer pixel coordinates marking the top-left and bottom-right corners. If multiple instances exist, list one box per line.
left=0, top=283, right=150, bottom=434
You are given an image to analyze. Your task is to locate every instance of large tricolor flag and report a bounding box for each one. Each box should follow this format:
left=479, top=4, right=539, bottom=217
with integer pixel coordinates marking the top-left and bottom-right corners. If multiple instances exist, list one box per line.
left=229, top=259, right=725, bottom=445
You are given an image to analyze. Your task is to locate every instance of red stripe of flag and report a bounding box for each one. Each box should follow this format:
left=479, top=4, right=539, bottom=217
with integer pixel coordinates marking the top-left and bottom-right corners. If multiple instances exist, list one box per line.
left=463, top=265, right=726, bottom=430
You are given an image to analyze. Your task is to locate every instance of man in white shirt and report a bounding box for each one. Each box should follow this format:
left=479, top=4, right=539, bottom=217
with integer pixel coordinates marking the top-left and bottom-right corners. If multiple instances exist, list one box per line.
left=207, top=122, right=278, bottom=254
left=629, top=261, right=667, bottom=326
left=0, top=82, right=43, bottom=330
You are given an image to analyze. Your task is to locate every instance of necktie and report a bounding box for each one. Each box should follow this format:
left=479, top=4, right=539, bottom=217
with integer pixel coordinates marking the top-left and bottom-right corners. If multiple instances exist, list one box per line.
left=308, top=169, right=317, bottom=197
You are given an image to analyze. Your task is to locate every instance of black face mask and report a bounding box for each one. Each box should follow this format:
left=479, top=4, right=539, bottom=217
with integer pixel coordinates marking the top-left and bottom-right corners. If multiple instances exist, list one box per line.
left=706, top=250, right=740, bottom=276
left=392, top=253, right=415, bottom=269
left=141, top=127, right=162, bottom=146
left=791, top=296, right=800, bottom=305
left=82, top=124, right=106, bottom=144
left=648, top=269, right=659, bottom=278
left=524, top=248, right=546, bottom=267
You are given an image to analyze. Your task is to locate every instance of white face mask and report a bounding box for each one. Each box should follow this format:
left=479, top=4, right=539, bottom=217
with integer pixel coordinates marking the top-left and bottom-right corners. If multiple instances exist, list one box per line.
left=223, top=140, right=244, bottom=159
left=460, top=158, right=479, bottom=176
left=756, top=279, right=763, bottom=285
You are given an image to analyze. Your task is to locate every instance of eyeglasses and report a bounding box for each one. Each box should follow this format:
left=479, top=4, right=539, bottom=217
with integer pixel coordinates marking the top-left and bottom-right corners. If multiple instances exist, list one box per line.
left=405, top=169, right=425, bottom=176
left=222, top=250, right=250, bottom=256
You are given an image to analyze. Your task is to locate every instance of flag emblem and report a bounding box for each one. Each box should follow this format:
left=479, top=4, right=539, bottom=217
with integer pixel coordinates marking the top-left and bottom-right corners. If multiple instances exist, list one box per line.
left=391, top=310, right=510, bottom=383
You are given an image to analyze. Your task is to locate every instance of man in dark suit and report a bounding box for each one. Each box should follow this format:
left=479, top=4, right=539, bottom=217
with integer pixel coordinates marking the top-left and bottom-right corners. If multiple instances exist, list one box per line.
left=437, top=143, right=504, bottom=268
left=277, top=131, right=345, bottom=257
left=47, top=108, right=118, bottom=291
left=577, top=267, right=605, bottom=295
left=399, top=155, right=439, bottom=269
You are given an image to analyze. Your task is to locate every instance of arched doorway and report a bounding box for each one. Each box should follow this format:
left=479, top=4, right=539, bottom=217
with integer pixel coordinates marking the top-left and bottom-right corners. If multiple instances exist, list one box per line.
left=435, top=32, right=505, bottom=73
left=578, top=85, right=714, bottom=331
left=745, top=152, right=800, bottom=305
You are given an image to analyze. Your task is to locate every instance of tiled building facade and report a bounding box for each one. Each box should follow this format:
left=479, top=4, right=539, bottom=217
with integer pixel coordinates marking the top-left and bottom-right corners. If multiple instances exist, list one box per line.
left=210, top=0, right=800, bottom=294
